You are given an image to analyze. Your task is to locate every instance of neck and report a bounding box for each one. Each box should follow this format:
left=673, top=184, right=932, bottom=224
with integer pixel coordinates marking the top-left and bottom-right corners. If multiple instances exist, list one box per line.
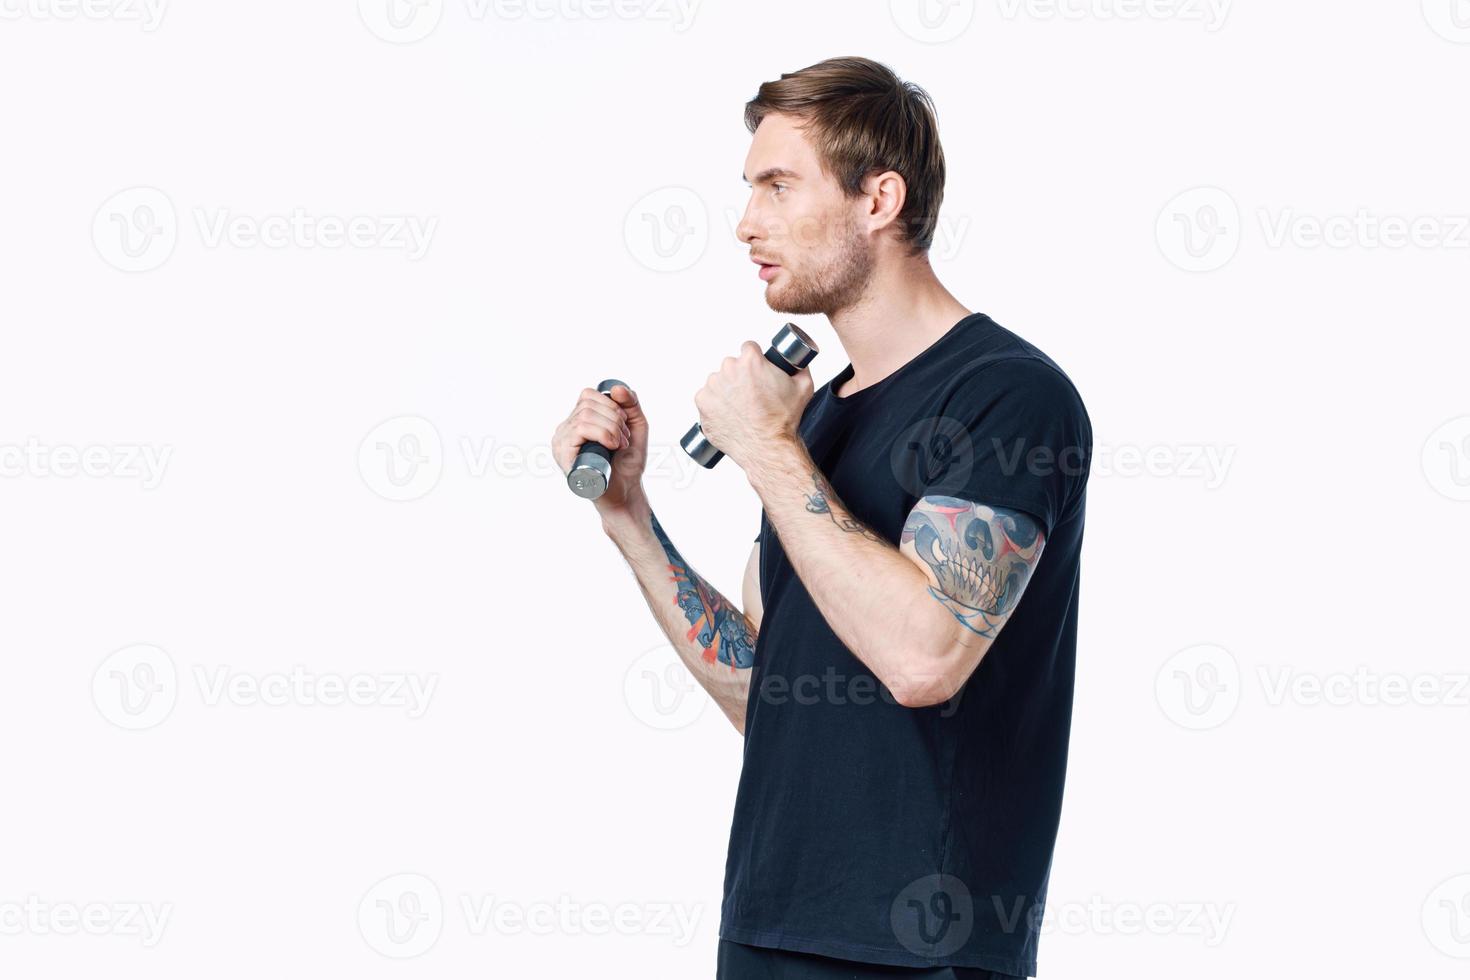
left=828, top=253, right=972, bottom=397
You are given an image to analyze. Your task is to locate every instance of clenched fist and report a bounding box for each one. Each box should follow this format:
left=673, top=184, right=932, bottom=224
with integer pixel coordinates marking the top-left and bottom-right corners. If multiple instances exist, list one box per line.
left=553, top=384, right=649, bottom=519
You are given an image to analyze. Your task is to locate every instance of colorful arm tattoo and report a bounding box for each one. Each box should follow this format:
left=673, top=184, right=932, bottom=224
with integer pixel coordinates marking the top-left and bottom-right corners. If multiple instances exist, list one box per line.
left=804, top=470, right=882, bottom=542
left=900, top=496, right=1045, bottom=639
left=650, top=514, right=756, bottom=669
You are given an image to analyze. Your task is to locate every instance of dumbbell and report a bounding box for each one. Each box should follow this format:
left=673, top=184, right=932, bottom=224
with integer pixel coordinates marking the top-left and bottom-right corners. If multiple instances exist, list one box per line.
left=565, top=378, right=631, bottom=500
left=680, top=323, right=819, bottom=469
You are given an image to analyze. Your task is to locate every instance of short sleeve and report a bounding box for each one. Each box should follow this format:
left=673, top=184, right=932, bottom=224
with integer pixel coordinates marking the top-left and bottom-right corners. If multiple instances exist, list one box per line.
left=903, top=358, right=1091, bottom=536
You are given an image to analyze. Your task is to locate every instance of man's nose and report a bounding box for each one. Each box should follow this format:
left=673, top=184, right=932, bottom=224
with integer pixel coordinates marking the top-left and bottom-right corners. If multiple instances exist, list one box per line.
left=736, top=199, right=760, bottom=245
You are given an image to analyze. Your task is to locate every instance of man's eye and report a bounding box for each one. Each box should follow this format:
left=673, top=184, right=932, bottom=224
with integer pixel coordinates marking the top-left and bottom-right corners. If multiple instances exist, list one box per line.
left=772, top=183, right=787, bottom=195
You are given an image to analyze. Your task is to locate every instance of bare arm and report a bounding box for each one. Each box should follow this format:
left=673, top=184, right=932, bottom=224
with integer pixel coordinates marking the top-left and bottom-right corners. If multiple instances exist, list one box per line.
left=743, top=436, right=1044, bottom=708
left=602, top=499, right=759, bottom=734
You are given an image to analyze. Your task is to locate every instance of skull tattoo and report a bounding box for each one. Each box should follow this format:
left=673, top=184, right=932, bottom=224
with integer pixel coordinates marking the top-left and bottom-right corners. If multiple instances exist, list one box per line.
left=901, top=497, right=1045, bottom=637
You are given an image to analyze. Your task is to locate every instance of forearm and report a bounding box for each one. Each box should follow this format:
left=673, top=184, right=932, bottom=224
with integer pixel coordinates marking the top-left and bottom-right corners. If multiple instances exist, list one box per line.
left=601, top=494, right=755, bottom=732
left=745, top=437, right=962, bottom=707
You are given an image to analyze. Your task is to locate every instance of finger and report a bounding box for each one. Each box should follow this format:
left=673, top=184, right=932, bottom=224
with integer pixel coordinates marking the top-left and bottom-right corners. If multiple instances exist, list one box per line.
left=574, top=399, right=627, bottom=431
left=572, top=418, right=627, bottom=452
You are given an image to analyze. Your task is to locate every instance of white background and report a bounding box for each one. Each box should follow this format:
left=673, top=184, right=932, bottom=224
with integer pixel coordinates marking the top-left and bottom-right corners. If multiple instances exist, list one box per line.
left=1, top=1, right=1467, bottom=977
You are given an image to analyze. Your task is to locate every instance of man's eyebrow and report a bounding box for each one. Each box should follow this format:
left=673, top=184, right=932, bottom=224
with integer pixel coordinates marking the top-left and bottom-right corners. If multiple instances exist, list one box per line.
left=742, top=167, right=800, bottom=185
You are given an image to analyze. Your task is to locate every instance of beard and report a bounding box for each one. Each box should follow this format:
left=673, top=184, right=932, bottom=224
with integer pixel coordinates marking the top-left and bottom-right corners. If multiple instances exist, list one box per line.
left=763, top=212, right=874, bottom=317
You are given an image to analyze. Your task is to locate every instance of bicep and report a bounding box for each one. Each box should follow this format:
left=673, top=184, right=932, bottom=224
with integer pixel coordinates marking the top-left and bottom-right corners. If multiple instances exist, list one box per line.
left=899, top=495, right=1046, bottom=642
left=741, top=540, right=763, bottom=632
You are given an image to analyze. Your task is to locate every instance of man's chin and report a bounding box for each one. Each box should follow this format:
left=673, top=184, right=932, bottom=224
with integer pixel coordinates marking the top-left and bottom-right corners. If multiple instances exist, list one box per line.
left=763, top=282, right=823, bottom=317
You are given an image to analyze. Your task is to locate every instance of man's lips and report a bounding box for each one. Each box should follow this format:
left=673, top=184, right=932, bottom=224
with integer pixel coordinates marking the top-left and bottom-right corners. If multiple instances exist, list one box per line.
left=753, top=258, right=781, bottom=281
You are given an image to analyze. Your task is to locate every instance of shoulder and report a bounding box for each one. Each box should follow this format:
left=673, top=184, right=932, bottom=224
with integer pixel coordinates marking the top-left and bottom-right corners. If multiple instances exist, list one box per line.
left=941, top=351, right=1090, bottom=436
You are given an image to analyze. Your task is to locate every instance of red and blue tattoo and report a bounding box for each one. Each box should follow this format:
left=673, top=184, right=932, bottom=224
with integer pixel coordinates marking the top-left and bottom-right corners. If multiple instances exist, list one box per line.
left=651, top=515, right=756, bottom=669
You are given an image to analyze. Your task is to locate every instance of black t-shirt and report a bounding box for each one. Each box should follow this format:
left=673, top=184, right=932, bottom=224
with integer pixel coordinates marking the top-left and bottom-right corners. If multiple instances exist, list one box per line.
left=719, top=312, right=1092, bottom=977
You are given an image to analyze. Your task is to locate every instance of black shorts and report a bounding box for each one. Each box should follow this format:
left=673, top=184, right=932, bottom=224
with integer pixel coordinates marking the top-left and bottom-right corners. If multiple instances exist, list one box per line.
left=716, top=939, right=1024, bottom=980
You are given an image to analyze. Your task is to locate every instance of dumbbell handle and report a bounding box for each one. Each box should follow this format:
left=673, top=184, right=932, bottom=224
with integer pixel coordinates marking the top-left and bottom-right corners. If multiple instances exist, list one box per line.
left=566, top=378, right=629, bottom=499
left=681, top=323, right=819, bottom=469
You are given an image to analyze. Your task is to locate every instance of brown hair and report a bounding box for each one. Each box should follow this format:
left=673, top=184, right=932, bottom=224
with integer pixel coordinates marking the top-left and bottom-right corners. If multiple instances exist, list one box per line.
left=744, top=56, right=946, bottom=257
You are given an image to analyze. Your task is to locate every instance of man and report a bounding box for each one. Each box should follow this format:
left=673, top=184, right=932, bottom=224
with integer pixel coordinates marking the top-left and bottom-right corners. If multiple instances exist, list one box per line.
left=552, top=56, right=1091, bottom=980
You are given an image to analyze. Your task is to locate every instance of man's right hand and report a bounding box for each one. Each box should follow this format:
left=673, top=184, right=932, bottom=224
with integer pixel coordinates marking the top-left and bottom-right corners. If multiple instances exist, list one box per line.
left=553, top=384, right=650, bottom=520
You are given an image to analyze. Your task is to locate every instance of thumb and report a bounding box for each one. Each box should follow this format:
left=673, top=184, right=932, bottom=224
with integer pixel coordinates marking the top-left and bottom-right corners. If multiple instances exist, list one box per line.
left=608, top=385, right=646, bottom=427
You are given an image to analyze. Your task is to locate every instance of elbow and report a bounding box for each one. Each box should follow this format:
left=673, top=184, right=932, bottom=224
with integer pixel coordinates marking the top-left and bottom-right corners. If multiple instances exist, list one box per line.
left=885, top=658, right=961, bottom=710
